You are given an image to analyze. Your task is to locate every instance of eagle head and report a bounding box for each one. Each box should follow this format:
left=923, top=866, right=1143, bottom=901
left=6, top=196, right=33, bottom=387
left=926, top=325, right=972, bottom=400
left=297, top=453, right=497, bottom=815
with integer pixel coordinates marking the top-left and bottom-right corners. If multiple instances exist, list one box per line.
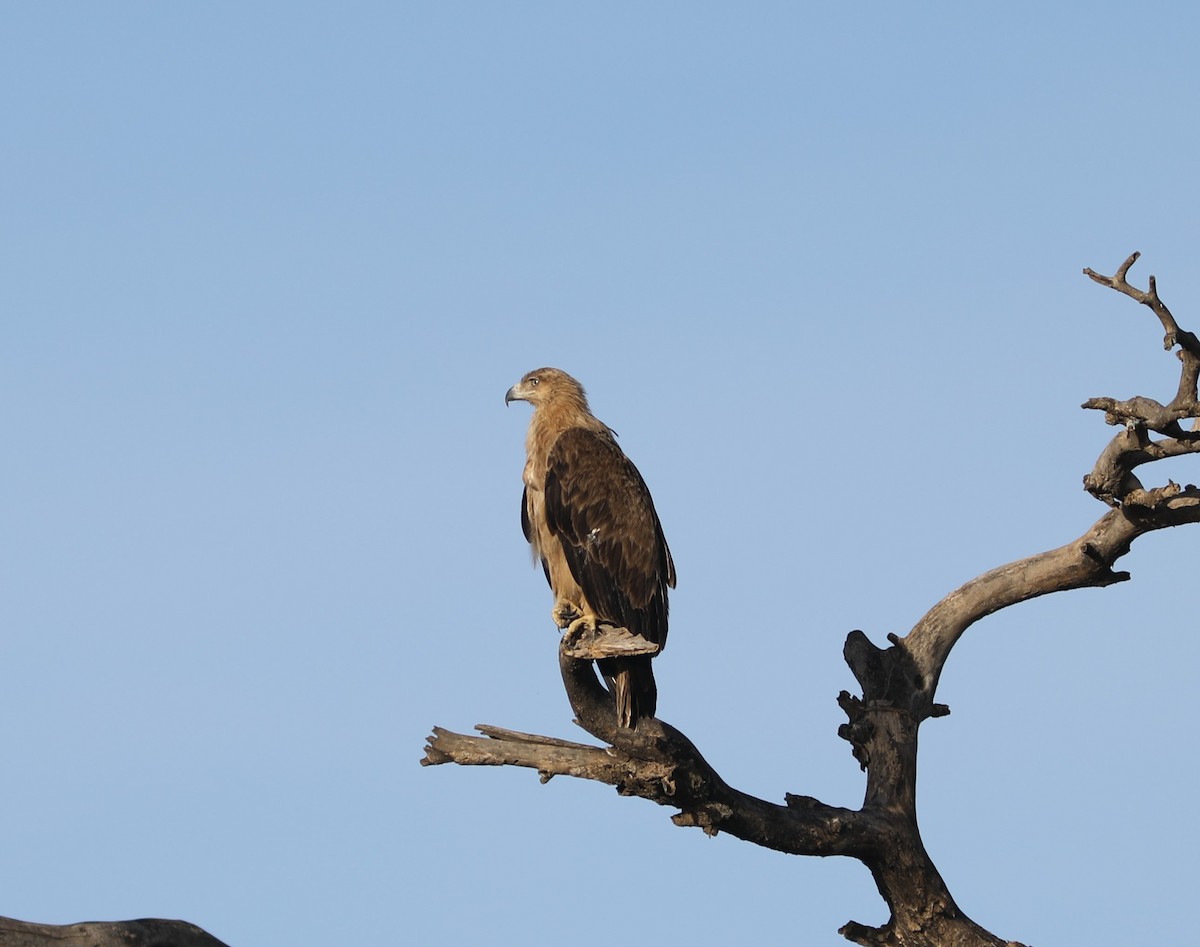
left=505, top=367, right=588, bottom=409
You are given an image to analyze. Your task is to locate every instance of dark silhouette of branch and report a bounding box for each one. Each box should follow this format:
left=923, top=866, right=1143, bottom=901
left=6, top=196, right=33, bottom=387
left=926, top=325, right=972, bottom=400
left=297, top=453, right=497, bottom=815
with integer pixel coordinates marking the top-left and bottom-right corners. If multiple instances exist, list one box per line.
left=0, top=916, right=230, bottom=947
left=424, top=254, right=1198, bottom=947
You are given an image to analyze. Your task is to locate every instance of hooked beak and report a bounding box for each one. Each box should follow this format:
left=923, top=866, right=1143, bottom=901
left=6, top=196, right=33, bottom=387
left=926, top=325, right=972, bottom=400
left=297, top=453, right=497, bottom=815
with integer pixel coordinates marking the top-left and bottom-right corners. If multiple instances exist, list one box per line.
left=504, top=384, right=521, bottom=406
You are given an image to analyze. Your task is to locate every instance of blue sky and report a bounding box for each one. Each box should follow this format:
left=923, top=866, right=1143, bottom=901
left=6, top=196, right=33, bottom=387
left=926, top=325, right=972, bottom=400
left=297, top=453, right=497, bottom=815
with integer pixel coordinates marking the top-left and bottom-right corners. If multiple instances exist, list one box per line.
left=3, top=4, right=1199, bottom=945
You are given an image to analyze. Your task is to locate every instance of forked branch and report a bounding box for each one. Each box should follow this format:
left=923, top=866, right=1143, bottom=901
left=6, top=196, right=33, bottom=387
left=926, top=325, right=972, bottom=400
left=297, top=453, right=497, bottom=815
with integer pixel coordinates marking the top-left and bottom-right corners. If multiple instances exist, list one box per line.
left=1082, top=253, right=1200, bottom=505
left=1084, top=251, right=1200, bottom=361
left=425, top=649, right=866, bottom=854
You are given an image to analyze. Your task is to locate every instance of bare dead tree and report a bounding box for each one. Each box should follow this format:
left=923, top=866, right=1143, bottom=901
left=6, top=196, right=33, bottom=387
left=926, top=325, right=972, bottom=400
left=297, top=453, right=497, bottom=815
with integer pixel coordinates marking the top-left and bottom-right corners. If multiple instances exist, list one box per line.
left=423, top=253, right=1200, bottom=947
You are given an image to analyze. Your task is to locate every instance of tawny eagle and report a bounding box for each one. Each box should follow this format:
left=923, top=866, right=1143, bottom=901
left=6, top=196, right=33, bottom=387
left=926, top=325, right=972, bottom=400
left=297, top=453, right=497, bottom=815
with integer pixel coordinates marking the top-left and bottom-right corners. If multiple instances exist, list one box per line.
left=505, top=367, right=675, bottom=728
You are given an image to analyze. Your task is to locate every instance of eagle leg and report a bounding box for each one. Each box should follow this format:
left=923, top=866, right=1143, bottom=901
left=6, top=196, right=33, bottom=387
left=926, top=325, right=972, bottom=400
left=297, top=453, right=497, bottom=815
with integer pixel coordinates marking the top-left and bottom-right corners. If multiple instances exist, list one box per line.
left=561, top=613, right=599, bottom=652
left=552, top=600, right=582, bottom=630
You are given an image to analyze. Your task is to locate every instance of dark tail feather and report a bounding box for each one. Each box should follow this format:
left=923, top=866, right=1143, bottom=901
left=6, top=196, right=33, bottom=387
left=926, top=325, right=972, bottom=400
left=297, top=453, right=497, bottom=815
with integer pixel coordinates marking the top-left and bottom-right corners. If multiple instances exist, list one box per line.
left=598, top=656, right=657, bottom=728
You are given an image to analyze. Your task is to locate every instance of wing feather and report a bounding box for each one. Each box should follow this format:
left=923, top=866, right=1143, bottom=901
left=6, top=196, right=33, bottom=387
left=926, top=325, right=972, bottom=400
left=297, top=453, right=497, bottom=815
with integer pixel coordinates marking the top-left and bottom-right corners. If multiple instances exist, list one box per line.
left=520, top=484, right=532, bottom=543
left=543, top=427, right=674, bottom=647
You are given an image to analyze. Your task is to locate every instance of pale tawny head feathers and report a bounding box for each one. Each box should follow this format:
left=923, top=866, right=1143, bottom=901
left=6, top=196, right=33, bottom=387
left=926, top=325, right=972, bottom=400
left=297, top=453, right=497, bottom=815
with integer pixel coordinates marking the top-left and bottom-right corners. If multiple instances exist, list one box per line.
left=505, top=367, right=591, bottom=414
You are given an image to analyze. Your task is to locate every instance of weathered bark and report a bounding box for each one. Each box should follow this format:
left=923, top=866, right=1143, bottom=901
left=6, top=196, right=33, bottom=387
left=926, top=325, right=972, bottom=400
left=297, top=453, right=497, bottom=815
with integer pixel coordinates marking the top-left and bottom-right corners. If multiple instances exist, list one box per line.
left=0, top=915, right=230, bottom=946
left=423, top=253, right=1198, bottom=947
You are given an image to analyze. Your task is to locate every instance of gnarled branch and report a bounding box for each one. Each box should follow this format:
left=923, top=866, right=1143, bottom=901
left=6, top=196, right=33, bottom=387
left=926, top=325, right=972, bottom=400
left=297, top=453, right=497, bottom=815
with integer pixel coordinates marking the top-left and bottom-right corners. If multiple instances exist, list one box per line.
left=1082, top=253, right=1200, bottom=506
left=425, top=652, right=866, bottom=856
left=1084, top=251, right=1200, bottom=362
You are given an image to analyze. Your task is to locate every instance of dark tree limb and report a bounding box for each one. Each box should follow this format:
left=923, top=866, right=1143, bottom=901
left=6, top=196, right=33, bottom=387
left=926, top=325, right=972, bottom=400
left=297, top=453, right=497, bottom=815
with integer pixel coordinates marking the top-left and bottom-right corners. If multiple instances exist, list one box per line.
left=1084, top=250, right=1200, bottom=361
left=906, top=498, right=1200, bottom=698
left=1083, top=251, right=1200, bottom=439
left=1081, top=254, right=1200, bottom=507
left=424, top=254, right=1198, bottom=947
left=425, top=646, right=1014, bottom=946
left=0, top=916, right=230, bottom=947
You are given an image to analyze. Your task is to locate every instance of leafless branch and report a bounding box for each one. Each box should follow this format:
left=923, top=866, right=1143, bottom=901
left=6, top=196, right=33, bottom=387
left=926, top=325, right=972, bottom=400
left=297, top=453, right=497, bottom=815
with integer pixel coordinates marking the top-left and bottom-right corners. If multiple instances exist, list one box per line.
left=0, top=916, right=229, bottom=947
left=1081, top=253, right=1200, bottom=505
left=1084, top=251, right=1199, bottom=355
left=1084, top=250, right=1200, bottom=419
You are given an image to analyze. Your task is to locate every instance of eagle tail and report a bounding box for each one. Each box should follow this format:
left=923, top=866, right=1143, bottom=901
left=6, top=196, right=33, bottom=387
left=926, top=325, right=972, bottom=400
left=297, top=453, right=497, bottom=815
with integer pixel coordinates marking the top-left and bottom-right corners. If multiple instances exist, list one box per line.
left=599, top=656, right=657, bottom=729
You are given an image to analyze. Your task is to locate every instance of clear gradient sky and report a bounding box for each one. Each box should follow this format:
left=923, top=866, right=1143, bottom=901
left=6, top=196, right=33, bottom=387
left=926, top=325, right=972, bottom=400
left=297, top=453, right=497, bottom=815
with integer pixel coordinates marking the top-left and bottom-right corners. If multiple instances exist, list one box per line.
left=3, top=4, right=1199, bottom=945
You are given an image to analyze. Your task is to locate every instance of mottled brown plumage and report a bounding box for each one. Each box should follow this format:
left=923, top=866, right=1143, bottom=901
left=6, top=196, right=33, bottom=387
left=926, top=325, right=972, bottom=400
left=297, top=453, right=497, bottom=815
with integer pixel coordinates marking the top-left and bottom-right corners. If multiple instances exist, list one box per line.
left=505, top=367, right=675, bottom=727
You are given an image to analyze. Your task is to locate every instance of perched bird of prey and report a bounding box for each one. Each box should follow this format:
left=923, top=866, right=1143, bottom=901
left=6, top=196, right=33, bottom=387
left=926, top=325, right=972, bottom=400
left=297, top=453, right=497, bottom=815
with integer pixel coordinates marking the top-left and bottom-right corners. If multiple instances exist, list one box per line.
left=505, top=367, right=675, bottom=728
